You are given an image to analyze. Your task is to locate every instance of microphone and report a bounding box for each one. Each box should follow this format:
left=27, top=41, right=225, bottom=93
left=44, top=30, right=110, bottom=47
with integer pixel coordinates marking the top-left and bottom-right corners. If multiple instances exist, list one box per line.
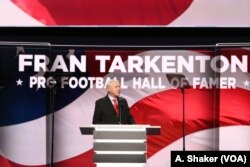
left=117, top=96, right=124, bottom=103
left=117, top=96, right=124, bottom=124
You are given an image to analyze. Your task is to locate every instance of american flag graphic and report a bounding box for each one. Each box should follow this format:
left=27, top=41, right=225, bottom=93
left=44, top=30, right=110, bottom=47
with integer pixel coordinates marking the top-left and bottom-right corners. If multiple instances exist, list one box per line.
left=0, top=44, right=249, bottom=167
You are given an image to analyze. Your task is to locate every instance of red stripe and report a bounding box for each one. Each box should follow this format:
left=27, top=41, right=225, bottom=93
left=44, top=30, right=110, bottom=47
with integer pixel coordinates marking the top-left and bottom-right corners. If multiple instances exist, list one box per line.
left=220, top=88, right=250, bottom=126
left=11, top=0, right=192, bottom=25
left=54, top=149, right=95, bottom=167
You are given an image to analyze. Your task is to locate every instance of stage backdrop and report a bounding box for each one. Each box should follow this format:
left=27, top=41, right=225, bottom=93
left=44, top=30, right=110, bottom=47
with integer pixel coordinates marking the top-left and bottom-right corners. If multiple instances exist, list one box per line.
left=0, top=43, right=249, bottom=167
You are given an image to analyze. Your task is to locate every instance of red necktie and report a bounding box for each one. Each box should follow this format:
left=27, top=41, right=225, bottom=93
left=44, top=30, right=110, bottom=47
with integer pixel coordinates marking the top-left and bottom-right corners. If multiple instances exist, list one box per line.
left=112, top=99, right=119, bottom=115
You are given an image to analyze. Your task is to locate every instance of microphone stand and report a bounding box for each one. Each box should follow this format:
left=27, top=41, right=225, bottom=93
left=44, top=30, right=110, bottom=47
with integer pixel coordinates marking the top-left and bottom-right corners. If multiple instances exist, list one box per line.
left=181, top=87, right=186, bottom=151
left=166, top=74, right=190, bottom=151
left=48, top=77, right=57, bottom=167
left=118, top=97, right=122, bottom=125
left=49, top=73, right=70, bottom=166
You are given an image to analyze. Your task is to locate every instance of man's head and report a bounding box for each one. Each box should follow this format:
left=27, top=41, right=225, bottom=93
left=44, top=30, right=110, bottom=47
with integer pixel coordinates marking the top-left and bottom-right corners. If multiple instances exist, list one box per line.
left=106, top=79, right=120, bottom=98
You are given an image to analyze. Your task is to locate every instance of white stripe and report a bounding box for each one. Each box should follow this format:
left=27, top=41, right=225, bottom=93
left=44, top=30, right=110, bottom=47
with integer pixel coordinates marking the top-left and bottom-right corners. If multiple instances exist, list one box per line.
left=219, top=125, right=250, bottom=150
left=0, top=117, right=47, bottom=165
left=169, top=0, right=250, bottom=27
left=0, top=0, right=44, bottom=26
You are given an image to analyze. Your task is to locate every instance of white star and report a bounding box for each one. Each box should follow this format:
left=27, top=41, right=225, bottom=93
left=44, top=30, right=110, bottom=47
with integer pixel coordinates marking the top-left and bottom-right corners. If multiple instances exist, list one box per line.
left=66, top=49, right=75, bottom=59
left=16, top=79, right=23, bottom=86
left=243, top=80, right=250, bottom=87
left=16, top=46, right=25, bottom=57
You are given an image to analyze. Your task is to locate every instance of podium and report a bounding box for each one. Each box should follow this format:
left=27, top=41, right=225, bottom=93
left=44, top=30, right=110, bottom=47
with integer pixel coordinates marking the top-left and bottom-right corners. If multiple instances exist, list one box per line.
left=80, top=125, right=160, bottom=167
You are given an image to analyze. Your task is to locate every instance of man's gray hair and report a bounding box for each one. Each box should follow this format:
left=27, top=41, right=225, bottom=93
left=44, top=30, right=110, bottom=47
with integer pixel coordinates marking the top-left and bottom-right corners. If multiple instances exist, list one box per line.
left=106, top=79, right=119, bottom=89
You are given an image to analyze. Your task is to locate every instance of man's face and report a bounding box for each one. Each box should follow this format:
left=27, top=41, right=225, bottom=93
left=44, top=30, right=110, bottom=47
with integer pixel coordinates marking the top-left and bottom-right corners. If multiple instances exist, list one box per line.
left=108, top=81, right=121, bottom=97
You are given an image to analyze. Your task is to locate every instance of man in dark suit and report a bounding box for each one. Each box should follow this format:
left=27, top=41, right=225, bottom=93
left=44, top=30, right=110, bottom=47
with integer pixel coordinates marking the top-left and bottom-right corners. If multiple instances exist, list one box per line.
left=92, top=79, right=135, bottom=124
